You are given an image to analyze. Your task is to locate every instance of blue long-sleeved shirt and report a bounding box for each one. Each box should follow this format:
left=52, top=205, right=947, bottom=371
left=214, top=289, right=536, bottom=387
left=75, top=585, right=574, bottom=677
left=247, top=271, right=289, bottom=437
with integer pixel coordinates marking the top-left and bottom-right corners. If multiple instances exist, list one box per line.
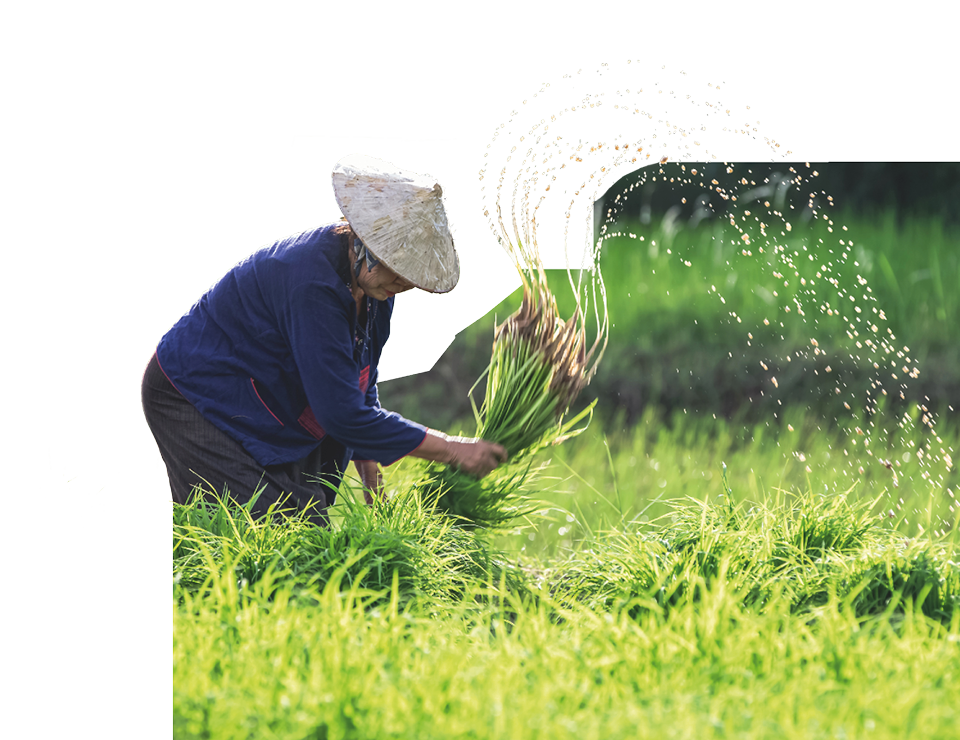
left=156, top=223, right=428, bottom=467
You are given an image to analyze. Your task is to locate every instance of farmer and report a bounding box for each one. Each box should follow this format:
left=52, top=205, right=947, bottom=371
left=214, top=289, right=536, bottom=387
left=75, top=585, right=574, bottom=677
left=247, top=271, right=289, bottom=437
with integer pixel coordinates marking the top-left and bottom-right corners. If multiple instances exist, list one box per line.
left=142, top=154, right=508, bottom=524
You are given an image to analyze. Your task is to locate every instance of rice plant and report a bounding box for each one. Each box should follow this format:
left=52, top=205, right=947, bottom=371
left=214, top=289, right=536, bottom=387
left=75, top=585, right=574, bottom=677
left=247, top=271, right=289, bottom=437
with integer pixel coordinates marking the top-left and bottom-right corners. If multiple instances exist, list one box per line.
left=422, top=170, right=609, bottom=527
left=544, top=485, right=960, bottom=628
left=173, top=485, right=531, bottom=610
left=175, top=478, right=960, bottom=740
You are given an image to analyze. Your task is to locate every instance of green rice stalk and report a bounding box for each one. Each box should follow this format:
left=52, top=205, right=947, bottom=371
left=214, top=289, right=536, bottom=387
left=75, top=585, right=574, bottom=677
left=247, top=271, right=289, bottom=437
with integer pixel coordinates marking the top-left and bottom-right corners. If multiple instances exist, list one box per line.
left=425, top=236, right=608, bottom=528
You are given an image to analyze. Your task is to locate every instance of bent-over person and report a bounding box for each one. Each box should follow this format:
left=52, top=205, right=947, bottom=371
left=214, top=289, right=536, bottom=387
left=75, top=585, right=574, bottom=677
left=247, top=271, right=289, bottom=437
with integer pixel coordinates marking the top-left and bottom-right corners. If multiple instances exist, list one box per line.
left=142, top=154, right=507, bottom=524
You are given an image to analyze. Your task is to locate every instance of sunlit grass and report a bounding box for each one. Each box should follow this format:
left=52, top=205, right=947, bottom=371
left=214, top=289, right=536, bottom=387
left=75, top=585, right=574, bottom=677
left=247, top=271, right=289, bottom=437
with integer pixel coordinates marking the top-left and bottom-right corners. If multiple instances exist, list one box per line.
left=176, top=574, right=960, bottom=740
left=468, top=407, right=960, bottom=560
left=175, top=476, right=960, bottom=740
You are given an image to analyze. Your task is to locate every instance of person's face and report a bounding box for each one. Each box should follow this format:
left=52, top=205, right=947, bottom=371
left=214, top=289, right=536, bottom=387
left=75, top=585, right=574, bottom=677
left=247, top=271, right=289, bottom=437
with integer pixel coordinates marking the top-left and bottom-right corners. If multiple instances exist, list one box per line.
left=360, top=260, right=417, bottom=300
left=350, top=232, right=417, bottom=300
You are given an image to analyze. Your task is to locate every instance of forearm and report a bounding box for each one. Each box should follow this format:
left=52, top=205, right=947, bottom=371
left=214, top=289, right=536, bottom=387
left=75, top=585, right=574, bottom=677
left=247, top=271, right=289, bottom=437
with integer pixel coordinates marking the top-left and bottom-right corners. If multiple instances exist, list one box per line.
left=406, top=429, right=457, bottom=465
left=407, top=429, right=508, bottom=479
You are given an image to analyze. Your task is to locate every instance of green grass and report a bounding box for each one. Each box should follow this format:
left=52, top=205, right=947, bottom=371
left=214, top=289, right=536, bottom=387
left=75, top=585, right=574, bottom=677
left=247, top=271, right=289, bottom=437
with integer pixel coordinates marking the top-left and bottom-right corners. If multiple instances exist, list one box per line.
left=175, top=570, right=960, bottom=739
left=591, top=208, right=960, bottom=352
left=391, top=405, right=957, bottom=560
left=173, top=486, right=523, bottom=610
left=175, top=425, right=960, bottom=738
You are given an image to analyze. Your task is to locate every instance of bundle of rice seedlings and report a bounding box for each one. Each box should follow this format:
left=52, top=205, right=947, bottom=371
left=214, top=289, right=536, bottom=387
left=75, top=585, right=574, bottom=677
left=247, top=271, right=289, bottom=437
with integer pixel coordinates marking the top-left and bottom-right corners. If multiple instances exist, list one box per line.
left=421, top=244, right=609, bottom=528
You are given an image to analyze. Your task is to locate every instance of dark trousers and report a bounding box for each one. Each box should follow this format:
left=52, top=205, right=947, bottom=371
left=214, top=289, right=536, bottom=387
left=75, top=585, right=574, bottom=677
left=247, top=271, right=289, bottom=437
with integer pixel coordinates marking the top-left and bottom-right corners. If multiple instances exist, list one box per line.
left=142, top=353, right=340, bottom=525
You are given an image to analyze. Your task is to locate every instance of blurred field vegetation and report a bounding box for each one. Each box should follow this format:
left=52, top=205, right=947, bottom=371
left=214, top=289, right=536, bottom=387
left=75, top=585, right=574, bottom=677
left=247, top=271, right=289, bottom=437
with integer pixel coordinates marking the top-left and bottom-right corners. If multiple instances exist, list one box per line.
left=384, top=172, right=960, bottom=431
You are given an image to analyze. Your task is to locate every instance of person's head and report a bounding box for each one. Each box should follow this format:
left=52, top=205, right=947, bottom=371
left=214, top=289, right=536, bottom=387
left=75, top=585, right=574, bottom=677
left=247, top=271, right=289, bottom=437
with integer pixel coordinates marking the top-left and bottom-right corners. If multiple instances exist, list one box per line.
left=332, top=154, right=460, bottom=294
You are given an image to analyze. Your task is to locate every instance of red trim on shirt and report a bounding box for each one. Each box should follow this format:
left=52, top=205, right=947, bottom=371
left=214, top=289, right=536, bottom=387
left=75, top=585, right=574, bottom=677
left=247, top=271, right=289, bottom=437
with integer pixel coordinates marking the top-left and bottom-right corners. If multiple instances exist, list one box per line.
left=250, top=378, right=284, bottom=426
left=298, top=406, right=326, bottom=440
left=154, top=351, right=185, bottom=397
left=359, top=365, right=370, bottom=393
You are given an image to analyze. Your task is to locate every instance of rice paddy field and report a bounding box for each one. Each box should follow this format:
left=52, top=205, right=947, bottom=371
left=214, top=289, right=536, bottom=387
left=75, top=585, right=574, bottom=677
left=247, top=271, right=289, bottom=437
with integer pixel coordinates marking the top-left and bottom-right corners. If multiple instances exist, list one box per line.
left=175, top=207, right=960, bottom=739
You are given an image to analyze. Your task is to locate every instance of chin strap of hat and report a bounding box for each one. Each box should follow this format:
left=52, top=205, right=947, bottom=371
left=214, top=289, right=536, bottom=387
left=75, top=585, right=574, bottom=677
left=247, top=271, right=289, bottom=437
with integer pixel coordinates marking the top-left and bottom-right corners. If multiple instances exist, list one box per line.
left=353, top=236, right=381, bottom=278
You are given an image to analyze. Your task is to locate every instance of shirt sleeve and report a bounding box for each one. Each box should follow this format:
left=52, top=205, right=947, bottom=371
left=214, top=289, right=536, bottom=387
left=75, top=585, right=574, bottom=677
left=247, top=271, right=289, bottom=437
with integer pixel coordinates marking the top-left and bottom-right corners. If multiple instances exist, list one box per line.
left=278, top=281, right=426, bottom=465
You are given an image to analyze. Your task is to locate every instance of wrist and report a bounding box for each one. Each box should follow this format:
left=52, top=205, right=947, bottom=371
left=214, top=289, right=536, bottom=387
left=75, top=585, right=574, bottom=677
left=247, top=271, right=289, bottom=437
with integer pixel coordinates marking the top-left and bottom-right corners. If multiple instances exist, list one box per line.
left=411, top=429, right=457, bottom=465
left=430, top=429, right=456, bottom=465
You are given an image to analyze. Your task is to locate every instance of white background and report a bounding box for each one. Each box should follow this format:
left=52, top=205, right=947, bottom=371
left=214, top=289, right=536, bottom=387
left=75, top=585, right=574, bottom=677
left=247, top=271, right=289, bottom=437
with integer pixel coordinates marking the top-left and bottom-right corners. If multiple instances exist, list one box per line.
left=2, top=1, right=957, bottom=735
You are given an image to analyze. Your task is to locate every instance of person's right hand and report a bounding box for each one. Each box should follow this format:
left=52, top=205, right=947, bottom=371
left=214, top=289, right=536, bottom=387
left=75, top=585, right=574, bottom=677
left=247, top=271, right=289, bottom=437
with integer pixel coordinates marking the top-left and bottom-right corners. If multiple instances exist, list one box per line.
left=446, top=437, right=508, bottom=478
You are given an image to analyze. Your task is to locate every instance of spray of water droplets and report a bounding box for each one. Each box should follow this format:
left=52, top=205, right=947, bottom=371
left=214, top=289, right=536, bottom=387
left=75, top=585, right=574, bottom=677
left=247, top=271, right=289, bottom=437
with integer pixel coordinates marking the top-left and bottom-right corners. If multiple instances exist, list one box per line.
left=479, top=61, right=956, bottom=537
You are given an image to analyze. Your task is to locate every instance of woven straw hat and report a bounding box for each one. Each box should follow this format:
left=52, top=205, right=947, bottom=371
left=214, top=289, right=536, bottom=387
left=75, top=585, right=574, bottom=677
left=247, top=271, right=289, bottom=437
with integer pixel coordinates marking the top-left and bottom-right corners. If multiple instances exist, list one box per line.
left=332, top=154, right=460, bottom=293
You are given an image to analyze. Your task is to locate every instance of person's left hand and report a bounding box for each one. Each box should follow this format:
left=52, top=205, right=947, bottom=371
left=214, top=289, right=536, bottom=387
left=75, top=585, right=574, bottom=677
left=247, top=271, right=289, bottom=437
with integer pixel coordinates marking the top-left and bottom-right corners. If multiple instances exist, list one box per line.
left=354, top=459, right=383, bottom=505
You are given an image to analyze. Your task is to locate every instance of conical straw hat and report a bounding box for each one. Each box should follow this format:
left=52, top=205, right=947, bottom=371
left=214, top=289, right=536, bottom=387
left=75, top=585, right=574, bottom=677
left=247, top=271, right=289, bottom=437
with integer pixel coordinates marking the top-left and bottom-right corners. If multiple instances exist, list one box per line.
left=332, top=154, right=460, bottom=293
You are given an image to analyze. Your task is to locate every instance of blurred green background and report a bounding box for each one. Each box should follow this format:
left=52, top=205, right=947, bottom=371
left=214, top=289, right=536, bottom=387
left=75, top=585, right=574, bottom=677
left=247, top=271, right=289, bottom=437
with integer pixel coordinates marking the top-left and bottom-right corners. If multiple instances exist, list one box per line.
left=382, top=162, right=960, bottom=434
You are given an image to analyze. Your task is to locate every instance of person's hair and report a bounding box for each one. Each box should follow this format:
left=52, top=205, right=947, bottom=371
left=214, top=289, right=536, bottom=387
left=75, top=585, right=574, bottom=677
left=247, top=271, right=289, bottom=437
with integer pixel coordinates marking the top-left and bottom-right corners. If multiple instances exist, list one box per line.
left=332, top=220, right=355, bottom=255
